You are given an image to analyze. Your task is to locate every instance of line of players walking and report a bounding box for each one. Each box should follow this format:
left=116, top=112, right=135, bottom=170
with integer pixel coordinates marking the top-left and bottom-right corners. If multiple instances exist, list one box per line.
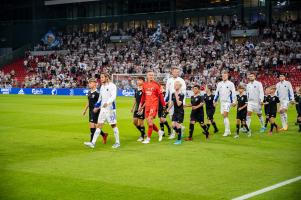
left=82, top=68, right=301, bottom=148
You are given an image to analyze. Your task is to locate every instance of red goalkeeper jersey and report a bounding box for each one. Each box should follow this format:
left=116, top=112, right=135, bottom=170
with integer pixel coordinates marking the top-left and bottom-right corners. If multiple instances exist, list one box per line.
left=140, top=80, right=166, bottom=108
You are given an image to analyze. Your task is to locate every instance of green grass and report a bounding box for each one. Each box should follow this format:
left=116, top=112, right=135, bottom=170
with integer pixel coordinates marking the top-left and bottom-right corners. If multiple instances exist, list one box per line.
left=0, top=95, right=300, bottom=200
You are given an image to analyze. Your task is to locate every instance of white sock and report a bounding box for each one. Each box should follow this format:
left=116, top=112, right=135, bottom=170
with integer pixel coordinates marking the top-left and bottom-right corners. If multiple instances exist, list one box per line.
left=113, top=127, right=120, bottom=144
left=246, top=115, right=251, bottom=128
left=280, top=113, right=287, bottom=128
left=284, top=113, right=288, bottom=126
left=224, top=117, right=230, bottom=133
left=92, top=128, right=101, bottom=144
left=258, top=115, right=264, bottom=128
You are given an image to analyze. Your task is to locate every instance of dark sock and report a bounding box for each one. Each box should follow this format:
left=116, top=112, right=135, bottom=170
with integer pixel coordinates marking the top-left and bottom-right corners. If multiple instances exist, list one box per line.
left=100, top=130, right=105, bottom=136
left=176, top=128, right=182, bottom=140
left=274, top=123, right=278, bottom=130
left=207, top=124, right=210, bottom=130
left=90, top=128, right=96, bottom=142
left=270, top=123, right=275, bottom=132
left=140, top=126, right=145, bottom=138
left=244, top=124, right=249, bottom=132
left=201, top=124, right=208, bottom=133
left=212, top=121, right=218, bottom=131
left=160, top=122, right=164, bottom=131
left=201, top=124, right=209, bottom=138
left=265, top=118, right=269, bottom=128
left=299, top=124, right=301, bottom=131
left=189, top=123, right=194, bottom=138
left=164, top=121, right=171, bottom=134
left=236, top=124, right=240, bottom=135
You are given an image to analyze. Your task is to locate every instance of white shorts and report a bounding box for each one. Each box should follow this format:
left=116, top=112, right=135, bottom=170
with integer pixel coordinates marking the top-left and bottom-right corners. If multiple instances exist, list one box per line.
left=280, top=100, right=289, bottom=110
left=97, top=109, right=117, bottom=125
left=220, top=102, right=231, bottom=114
left=247, top=102, right=262, bottom=114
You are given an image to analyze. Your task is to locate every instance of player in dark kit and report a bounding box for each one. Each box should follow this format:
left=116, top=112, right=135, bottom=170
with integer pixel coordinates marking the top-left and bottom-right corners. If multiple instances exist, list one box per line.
left=158, top=84, right=171, bottom=136
left=234, top=85, right=250, bottom=138
left=167, top=81, right=185, bottom=145
left=294, top=87, right=301, bottom=132
left=82, top=78, right=108, bottom=144
left=263, top=87, right=271, bottom=129
left=131, top=77, right=146, bottom=142
left=204, top=85, right=218, bottom=133
left=267, top=86, right=280, bottom=135
left=185, top=85, right=209, bottom=141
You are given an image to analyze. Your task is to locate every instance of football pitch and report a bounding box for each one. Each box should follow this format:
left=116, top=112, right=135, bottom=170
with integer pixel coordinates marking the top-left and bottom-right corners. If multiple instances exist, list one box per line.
left=0, top=95, right=300, bottom=200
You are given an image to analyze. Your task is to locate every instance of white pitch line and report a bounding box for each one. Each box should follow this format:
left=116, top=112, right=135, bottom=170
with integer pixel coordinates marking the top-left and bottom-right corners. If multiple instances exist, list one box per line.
left=232, top=176, right=301, bottom=200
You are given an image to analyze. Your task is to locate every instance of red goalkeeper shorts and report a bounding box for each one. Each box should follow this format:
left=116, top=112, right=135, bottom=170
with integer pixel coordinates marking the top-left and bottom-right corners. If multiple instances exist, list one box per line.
left=145, top=106, right=158, bottom=118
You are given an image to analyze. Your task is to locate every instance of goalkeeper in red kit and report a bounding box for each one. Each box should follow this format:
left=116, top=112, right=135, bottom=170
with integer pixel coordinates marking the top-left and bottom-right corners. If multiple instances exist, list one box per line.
left=138, top=70, right=166, bottom=144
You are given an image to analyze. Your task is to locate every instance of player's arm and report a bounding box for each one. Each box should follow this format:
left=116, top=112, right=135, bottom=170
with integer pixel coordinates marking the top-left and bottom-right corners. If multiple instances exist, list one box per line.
left=174, top=92, right=183, bottom=107
left=259, top=82, right=264, bottom=105
left=138, top=86, right=145, bottom=112
left=164, top=79, right=170, bottom=102
left=93, top=91, right=102, bottom=113
left=192, top=96, right=204, bottom=110
left=167, top=101, right=174, bottom=112
left=288, top=82, right=295, bottom=103
left=238, top=102, right=248, bottom=111
left=213, top=83, right=220, bottom=105
left=231, top=83, right=237, bottom=106
left=82, top=102, right=89, bottom=116
left=181, top=78, right=187, bottom=106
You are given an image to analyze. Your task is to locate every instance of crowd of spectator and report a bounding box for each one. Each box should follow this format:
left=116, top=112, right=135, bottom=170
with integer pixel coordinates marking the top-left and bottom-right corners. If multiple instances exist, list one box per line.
left=1, top=20, right=300, bottom=89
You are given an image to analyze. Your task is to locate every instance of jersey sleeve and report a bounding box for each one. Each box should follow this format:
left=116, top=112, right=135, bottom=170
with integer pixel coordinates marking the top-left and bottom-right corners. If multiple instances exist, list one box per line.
left=230, top=82, right=236, bottom=103
left=288, top=82, right=294, bottom=101
left=214, top=83, right=220, bottom=102
left=259, top=82, right=264, bottom=103
left=95, top=88, right=102, bottom=108
left=107, top=83, right=117, bottom=105
left=164, top=79, right=171, bottom=102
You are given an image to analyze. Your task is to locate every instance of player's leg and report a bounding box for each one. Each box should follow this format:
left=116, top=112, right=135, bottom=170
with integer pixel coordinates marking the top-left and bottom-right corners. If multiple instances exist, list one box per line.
left=235, top=119, right=241, bottom=138
left=143, top=108, right=163, bottom=144
left=265, top=114, right=270, bottom=129
left=209, top=110, right=218, bottom=133
left=200, top=121, right=209, bottom=139
left=173, top=122, right=182, bottom=144
left=89, top=122, right=96, bottom=142
left=256, top=105, right=266, bottom=132
left=137, top=118, right=145, bottom=141
left=108, top=110, right=120, bottom=148
left=110, top=123, right=120, bottom=148
left=269, top=117, right=277, bottom=135
left=186, top=120, right=195, bottom=141
left=85, top=122, right=104, bottom=148
left=279, top=104, right=288, bottom=130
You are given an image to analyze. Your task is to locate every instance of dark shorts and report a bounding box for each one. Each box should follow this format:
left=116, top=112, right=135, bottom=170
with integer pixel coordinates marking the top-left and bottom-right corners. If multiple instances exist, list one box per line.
left=190, top=111, right=204, bottom=123
left=268, top=112, right=277, bottom=118
left=158, top=107, right=168, bottom=118
left=172, top=112, right=184, bottom=123
left=206, top=108, right=215, bottom=120
left=236, top=110, right=247, bottom=121
left=89, top=110, right=99, bottom=124
left=133, top=109, right=145, bottom=120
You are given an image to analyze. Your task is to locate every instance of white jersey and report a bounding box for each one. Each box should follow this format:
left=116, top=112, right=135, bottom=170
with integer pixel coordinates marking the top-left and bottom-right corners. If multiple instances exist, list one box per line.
left=165, top=76, right=187, bottom=103
left=246, top=80, right=264, bottom=104
left=97, top=82, right=117, bottom=110
left=214, top=80, right=236, bottom=103
left=276, top=80, right=294, bottom=101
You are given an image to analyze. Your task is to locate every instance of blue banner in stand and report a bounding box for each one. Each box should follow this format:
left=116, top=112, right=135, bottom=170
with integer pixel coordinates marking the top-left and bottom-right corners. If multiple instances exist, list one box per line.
left=0, top=88, right=136, bottom=97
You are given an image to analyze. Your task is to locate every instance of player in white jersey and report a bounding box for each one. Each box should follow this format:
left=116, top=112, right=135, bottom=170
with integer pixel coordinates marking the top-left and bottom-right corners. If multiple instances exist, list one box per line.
left=213, top=71, right=236, bottom=136
left=276, top=74, right=295, bottom=131
left=84, top=73, right=120, bottom=149
left=164, top=67, right=187, bottom=139
left=246, top=72, right=265, bottom=133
